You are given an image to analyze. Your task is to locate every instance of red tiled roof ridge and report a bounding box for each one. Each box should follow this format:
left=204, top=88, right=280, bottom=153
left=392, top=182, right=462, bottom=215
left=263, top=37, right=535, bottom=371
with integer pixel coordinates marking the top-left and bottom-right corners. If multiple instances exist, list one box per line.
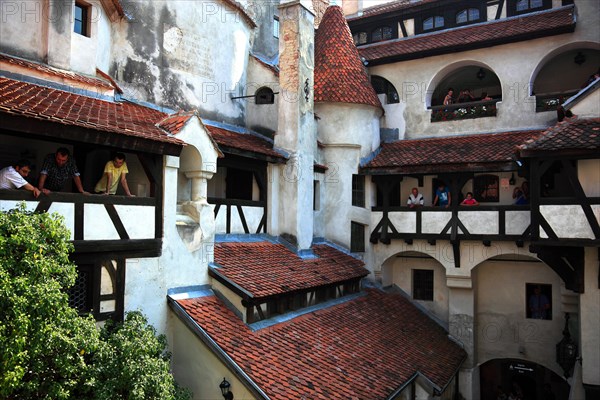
left=0, top=77, right=184, bottom=147
left=518, top=117, right=600, bottom=154
left=314, top=6, right=382, bottom=110
left=203, top=124, right=287, bottom=161
left=211, top=240, right=368, bottom=298
left=0, top=52, right=116, bottom=91
left=347, top=0, right=437, bottom=21
left=358, top=5, right=575, bottom=63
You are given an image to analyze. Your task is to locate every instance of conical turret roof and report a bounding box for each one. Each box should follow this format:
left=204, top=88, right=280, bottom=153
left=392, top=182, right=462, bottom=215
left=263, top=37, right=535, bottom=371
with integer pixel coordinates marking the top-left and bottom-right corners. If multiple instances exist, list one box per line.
left=314, top=6, right=382, bottom=110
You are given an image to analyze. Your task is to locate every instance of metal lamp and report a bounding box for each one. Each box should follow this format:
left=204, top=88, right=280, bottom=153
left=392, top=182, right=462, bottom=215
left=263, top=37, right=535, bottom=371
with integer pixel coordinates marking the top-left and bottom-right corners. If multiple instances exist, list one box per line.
left=556, top=313, right=578, bottom=378
left=219, top=378, right=234, bottom=400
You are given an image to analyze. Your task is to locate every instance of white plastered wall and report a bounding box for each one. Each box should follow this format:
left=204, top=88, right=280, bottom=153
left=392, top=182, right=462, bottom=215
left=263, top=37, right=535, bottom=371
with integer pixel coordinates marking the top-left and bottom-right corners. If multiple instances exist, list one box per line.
left=245, top=56, right=279, bottom=134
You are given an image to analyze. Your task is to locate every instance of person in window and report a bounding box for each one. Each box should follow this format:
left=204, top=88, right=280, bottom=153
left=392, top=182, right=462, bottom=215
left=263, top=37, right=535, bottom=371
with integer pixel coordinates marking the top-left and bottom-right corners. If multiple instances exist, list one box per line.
left=529, top=285, right=550, bottom=319
left=38, top=147, right=88, bottom=194
left=443, top=88, right=454, bottom=106
left=480, top=91, right=493, bottom=101
left=460, top=192, right=479, bottom=206
left=457, top=89, right=475, bottom=103
left=0, top=159, right=41, bottom=198
left=407, top=187, right=424, bottom=208
left=433, top=183, right=451, bottom=208
left=94, top=153, right=134, bottom=196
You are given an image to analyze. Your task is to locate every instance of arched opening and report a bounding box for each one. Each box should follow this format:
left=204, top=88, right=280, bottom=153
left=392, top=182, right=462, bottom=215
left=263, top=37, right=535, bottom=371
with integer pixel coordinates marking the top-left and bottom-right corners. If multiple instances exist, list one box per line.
left=479, top=358, right=570, bottom=400
left=533, top=47, right=600, bottom=112
left=255, top=86, right=274, bottom=104
left=429, top=64, right=501, bottom=122
left=371, top=75, right=399, bottom=104
left=381, top=250, right=449, bottom=323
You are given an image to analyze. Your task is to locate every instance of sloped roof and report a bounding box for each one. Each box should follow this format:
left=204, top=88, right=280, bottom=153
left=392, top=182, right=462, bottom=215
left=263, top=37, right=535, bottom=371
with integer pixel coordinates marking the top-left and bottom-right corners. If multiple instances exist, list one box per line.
left=0, top=53, right=115, bottom=91
left=362, top=130, right=543, bottom=174
left=211, top=241, right=368, bottom=299
left=173, top=288, right=466, bottom=399
left=205, top=124, right=287, bottom=163
left=518, top=118, right=600, bottom=157
left=0, top=77, right=184, bottom=154
left=314, top=6, right=382, bottom=109
left=358, top=6, right=576, bottom=65
left=347, top=0, right=437, bottom=21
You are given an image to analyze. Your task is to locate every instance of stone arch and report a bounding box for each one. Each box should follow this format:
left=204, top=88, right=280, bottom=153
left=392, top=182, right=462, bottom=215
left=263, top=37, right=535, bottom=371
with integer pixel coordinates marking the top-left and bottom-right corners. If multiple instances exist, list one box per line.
left=381, top=250, right=450, bottom=324
left=471, top=252, right=578, bottom=383
left=530, top=41, right=600, bottom=97
left=478, top=358, right=569, bottom=400
left=426, top=60, right=502, bottom=108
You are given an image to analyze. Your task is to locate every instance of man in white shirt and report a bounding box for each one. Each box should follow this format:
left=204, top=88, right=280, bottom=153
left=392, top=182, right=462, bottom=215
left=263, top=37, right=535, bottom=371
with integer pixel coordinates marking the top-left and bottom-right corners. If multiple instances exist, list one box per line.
left=407, top=187, right=424, bottom=208
left=0, top=159, right=41, bottom=198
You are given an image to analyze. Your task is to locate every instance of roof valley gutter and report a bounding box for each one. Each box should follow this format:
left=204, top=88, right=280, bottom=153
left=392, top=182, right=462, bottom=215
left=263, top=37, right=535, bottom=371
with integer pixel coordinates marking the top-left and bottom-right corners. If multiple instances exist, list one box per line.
left=385, top=372, right=419, bottom=400
left=168, top=297, right=271, bottom=400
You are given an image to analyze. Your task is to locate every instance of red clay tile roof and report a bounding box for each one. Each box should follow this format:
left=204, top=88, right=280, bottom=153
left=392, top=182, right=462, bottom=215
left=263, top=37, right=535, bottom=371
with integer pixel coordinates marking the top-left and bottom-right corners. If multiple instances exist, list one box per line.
left=362, top=130, right=543, bottom=174
left=347, top=0, right=437, bottom=21
left=175, top=288, right=466, bottom=399
left=0, top=77, right=184, bottom=146
left=518, top=118, right=600, bottom=157
left=205, top=124, right=287, bottom=162
left=314, top=6, right=382, bottom=110
left=358, top=6, right=576, bottom=65
left=211, top=241, right=368, bottom=299
left=0, top=53, right=116, bottom=91
left=158, top=112, right=194, bottom=135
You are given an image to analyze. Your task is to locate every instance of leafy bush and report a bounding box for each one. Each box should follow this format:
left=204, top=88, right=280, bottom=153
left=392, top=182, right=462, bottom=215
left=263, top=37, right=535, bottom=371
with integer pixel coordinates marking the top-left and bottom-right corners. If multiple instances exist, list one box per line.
left=0, top=205, right=190, bottom=400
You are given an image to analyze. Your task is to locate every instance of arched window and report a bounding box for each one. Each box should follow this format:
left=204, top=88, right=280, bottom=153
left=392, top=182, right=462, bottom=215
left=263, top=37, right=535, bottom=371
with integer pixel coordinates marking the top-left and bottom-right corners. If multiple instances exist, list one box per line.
left=255, top=87, right=274, bottom=104
left=353, top=31, right=368, bottom=45
left=456, top=8, right=480, bottom=24
left=371, top=26, right=392, bottom=43
left=423, top=16, right=444, bottom=31
left=371, top=75, right=399, bottom=104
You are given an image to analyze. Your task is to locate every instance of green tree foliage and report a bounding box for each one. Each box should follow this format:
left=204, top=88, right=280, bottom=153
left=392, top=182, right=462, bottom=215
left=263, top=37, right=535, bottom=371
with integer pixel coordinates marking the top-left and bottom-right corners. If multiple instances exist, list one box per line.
left=0, top=206, right=190, bottom=400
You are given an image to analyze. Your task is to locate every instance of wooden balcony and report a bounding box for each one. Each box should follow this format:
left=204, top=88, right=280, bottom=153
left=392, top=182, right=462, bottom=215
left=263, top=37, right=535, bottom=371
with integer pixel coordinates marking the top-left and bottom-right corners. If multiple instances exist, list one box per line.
left=0, top=190, right=161, bottom=257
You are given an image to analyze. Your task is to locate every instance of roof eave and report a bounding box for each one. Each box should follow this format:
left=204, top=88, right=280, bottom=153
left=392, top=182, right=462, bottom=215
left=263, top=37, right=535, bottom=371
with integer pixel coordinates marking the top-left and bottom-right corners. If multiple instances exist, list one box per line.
left=361, top=161, right=517, bottom=175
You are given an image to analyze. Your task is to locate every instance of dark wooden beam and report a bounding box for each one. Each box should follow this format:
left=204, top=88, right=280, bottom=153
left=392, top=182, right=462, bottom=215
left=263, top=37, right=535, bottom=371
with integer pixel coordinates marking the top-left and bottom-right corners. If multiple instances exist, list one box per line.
left=104, top=204, right=130, bottom=239
left=72, top=239, right=162, bottom=258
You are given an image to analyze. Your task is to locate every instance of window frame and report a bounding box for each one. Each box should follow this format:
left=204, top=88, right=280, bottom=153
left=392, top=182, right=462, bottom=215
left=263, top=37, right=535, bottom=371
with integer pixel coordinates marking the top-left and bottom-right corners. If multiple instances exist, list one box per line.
left=352, top=174, right=365, bottom=208
left=273, top=16, right=279, bottom=38
left=508, top=0, right=551, bottom=16
left=422, top=15, right=445, bottom=32
left=350, top=221, right=365, bottom=253
left=255, top=87, right=275, bottom=105
left=74, top=1, right=90, bottom=37
left=456, top=8, right=481, bottom=25
left=413, top=269, right=434, bottom=301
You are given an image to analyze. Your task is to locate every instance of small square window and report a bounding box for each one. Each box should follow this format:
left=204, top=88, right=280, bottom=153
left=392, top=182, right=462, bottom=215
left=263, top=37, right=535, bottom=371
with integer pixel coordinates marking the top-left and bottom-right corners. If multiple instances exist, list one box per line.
left=74, top=2, right=89, bottom=37
left=350, top=221, right=365, bottom=253
left=526, top=283, right=552, bottom=320
left=413, top=269, right=433, bottom=301
left=352, top=174, right=365, bottom=208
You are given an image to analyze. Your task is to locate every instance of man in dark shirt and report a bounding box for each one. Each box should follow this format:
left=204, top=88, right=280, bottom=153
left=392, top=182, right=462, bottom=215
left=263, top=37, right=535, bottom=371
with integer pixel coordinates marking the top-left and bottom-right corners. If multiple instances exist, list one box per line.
left=38, top=148, right=88, bottom=194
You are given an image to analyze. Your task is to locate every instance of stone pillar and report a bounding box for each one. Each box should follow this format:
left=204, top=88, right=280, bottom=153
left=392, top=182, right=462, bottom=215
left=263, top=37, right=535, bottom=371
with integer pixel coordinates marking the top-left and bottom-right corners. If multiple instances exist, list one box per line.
left=275, top=0, right=315, bottom=251
left=447, top=276, right=478, bottom=400
left=185, top=171, right=213, bottom=203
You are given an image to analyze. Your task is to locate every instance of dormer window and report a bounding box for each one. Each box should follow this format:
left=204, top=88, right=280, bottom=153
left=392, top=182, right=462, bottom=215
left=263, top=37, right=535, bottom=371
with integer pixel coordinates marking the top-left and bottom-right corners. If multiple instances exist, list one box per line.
left=371, top=26, right=392, bottom=43
left=508, top=0, right=550, bottom=16
left=353, top=31, right=368, bottom=45
left=74, top=2, right=90, bottom=37
left=423, top=16, right=444, bottom=31
left=456, top=8, right=480, bottom=24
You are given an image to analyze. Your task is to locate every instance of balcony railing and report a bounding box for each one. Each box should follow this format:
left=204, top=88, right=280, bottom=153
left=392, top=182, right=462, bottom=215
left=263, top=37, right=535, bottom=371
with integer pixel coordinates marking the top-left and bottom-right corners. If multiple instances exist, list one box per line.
left=0, top=190, right=160, bottom=255
left=209, top=197, right=267, bottom=234
left=430, top=100, right=498, bottom=122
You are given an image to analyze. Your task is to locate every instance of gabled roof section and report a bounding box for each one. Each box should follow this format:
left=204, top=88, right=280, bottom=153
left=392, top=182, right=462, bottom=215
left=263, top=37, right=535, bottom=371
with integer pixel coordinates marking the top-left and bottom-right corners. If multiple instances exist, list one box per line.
left=172, top=288, right=466, bottom=399
left=518, top=118, right=600, bottom=158
left=210, top=240, right=368, bottom=300
left=358, top=6, right=576, bottom=66
left=314, top=6, right=382, bottom=110
left=100, top=0, right=125, bottom=21
left=362, top=130, right=543, bottom=174
left=204, top=122, right=287, bottom=163
left=0, top=77, right=184, bottom=155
